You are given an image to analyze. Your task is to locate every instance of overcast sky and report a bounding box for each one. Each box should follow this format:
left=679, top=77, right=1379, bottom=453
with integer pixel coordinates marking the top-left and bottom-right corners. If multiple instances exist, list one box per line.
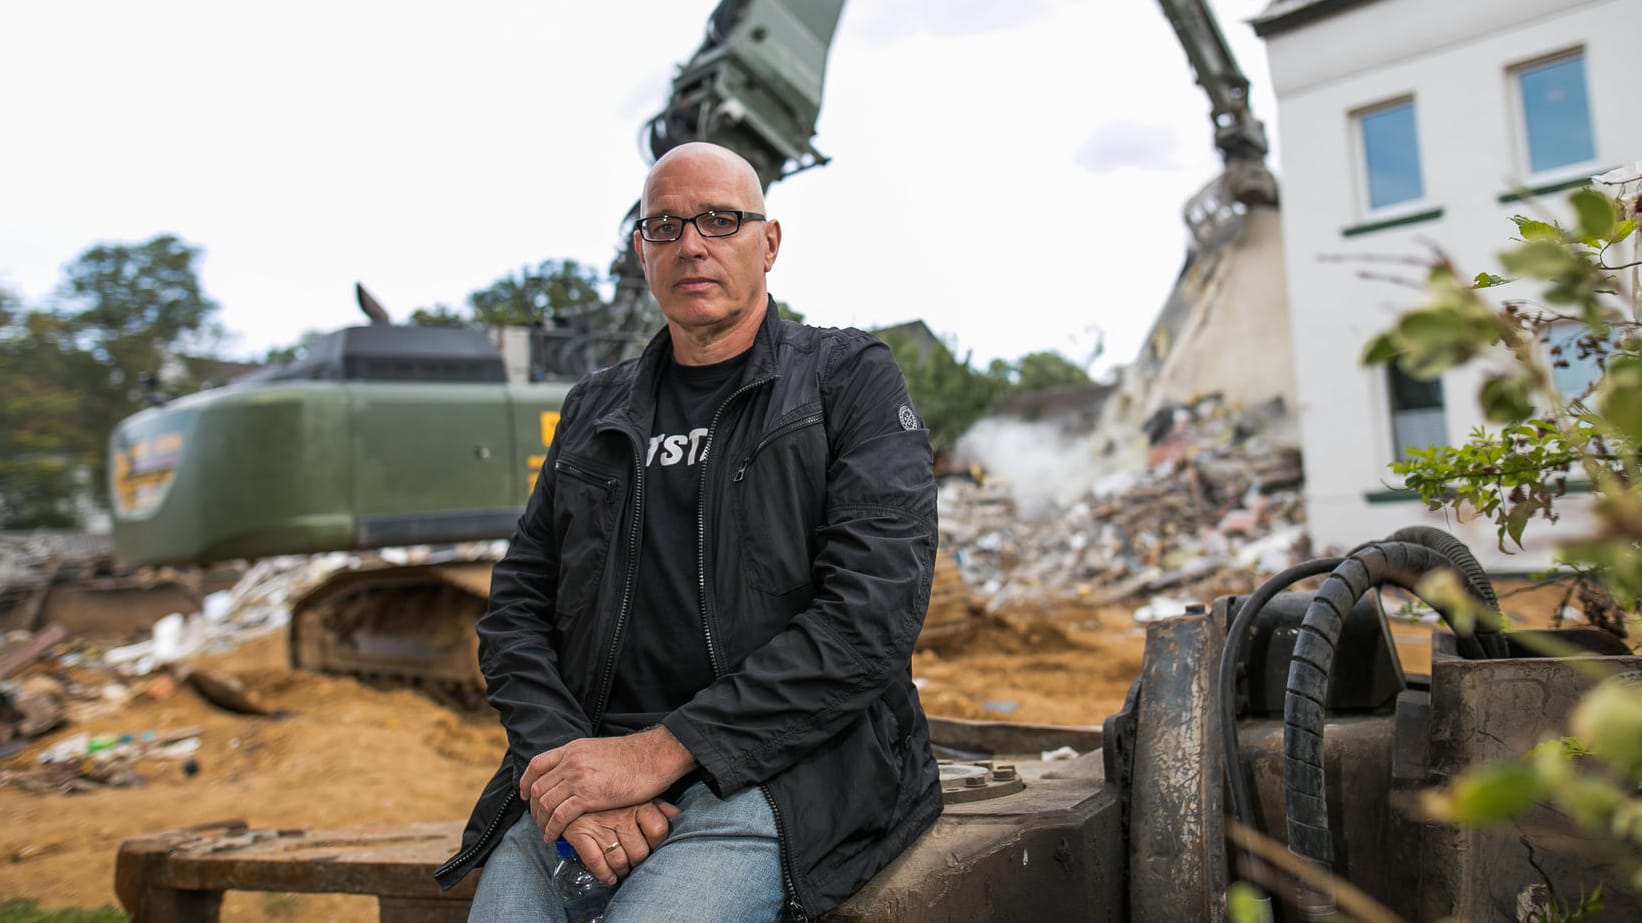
left=0, top=0, right=1278, bottom=374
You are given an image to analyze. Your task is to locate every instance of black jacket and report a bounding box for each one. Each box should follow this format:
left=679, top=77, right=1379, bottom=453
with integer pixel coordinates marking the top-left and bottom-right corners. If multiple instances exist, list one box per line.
left=435, top=302, right=942, bottom=918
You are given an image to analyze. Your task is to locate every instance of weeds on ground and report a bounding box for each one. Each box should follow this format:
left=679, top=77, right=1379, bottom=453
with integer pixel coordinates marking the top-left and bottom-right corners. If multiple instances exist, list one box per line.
left=0, top=900, right=125, bottom=923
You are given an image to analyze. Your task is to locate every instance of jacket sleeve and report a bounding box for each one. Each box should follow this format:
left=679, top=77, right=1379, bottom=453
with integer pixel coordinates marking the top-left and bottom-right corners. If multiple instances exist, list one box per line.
left=663, top=335, right=937, bottom=794
left=477, top=387, right=595, bottom=775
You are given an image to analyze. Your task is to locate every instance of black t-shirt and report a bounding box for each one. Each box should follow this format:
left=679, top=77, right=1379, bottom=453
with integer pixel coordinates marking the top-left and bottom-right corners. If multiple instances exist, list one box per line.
left=600, top=348, right=750, bottom=736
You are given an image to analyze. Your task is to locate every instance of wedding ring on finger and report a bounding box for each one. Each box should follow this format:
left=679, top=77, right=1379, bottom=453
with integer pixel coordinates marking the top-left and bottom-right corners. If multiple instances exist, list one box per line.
left=603, top=841, right=622, bottom=855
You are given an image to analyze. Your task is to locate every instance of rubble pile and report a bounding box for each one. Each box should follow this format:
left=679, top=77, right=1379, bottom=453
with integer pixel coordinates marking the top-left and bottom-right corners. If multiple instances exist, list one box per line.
left=0, top=532, right=113, bottom=626
left=0, top=541, right=505, bottom=790
left=941, top=398, right=1308, bottom=617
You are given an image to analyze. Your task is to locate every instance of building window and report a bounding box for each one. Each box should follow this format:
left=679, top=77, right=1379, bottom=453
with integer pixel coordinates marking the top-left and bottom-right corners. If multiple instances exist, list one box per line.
left=1515, top=51, right=1596, bottom=176
left=1358, top=99, right=1425, bottom=211
left=1388, top=362, right=1445, bottom=459
left=1546, top=324, right=1604, bottom=398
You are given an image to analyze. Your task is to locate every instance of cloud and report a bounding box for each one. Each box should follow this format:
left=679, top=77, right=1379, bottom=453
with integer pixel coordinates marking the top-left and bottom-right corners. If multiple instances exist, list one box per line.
left=1076, top=120, right=1185, bottom=173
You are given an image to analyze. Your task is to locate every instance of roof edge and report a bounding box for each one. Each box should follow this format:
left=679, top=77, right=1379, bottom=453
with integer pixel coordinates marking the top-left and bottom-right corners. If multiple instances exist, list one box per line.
left=1251, top=0, right=1381, bottom=37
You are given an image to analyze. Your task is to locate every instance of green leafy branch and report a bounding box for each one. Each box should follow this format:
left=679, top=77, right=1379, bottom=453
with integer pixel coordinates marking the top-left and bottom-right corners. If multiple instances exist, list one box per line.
left=1362, top=184, right=1642, bottom=600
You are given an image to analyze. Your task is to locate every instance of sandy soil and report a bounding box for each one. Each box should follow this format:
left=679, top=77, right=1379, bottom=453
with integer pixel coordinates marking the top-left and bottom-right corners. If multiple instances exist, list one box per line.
left=0, top=579, right=1585, bottom=919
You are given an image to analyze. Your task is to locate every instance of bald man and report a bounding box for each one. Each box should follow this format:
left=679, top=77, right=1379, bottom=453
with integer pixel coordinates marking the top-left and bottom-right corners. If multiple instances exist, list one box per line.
left=437, top=143, right=942, bottom=921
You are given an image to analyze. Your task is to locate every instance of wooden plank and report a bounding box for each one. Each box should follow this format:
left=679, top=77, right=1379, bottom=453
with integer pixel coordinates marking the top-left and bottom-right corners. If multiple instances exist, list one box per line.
left=0, top=623, right=67, bottom=679
left=115, top=820, right=247, bottom=923
left=379, top=896, right=474, bottom=923
left=117, top=821, right=477, bottom=903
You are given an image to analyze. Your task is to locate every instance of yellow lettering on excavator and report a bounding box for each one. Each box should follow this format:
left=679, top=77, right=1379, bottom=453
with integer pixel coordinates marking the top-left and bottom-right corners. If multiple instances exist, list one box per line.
left=526, top=411, right=562, bottom=493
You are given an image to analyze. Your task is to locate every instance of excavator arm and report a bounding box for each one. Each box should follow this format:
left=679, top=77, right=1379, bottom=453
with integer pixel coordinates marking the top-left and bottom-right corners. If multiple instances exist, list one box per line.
left=1156, top=0, right=1278, bottom=247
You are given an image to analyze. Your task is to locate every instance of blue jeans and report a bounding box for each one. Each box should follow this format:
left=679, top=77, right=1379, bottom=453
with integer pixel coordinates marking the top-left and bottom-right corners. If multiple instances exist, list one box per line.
left=467, top=781, right=786, bottom=922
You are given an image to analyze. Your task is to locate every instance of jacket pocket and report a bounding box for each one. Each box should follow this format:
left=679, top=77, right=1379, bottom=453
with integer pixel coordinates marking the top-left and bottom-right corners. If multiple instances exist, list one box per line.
left=551, top=454, right=621, bottom=628
left=729, top=408, right=826, bottom=598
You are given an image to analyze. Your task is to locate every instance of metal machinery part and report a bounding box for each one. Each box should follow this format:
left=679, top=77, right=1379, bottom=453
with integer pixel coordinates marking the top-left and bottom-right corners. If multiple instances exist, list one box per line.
left=287, top=563, right=495, bottom=708
left=1154, top=0, right=1279, bottom=251
left=938, top=761, right=1027, bottom=804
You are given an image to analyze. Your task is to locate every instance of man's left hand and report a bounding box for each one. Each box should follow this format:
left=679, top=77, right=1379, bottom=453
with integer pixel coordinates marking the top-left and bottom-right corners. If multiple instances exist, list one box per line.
left=521, top=726, right=698, bottom=842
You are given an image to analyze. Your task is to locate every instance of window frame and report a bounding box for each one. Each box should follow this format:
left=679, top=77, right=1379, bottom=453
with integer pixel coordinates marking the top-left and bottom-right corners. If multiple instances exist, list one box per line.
left=1507, top=47, right=1599, bottom=186
left=1385, top=361, right=1447, bottom=463
left=1350, top=95, right=1432, bottom=222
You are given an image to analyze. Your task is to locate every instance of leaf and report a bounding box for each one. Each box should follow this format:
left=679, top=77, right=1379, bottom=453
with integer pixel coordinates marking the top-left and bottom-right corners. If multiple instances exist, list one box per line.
left=1471, top=272, right=1509, bottom=288
left=1571, top=188, right=1617, bottom=242
left=1505, top=501, right=1535, bottom=550
left=1571, top=680, right=1642, bottom=778
left=1225, top=882, right=1270, bottom=923
left=1361, top=332, right=1399, bottom=365
left=1613, top=218, right=1639, bottom=244
left=1499, top=239, right=1577, bottom=279
left=1445, top=762, right=1545, bottom=824
left=1598, top=356, right=1642, bottom=441
left=1511, top=215, right=1561, bottom=241
left=1479, top=375, right=1535, bottom=423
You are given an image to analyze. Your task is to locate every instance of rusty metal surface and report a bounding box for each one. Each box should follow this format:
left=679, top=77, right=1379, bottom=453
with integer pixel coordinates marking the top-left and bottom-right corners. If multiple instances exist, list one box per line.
left=926, top=715, right=1102, bottom=757
left=1237, top=715, right=1420, bottom=918
left=1125, top=613, right=1227, bottom=923
left=1420, top=652, right=1642, bottom=921
left=829, top=773, right=1123, bottom=922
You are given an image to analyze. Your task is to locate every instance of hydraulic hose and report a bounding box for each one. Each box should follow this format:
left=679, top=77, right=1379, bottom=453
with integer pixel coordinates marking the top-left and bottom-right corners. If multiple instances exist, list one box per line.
left=1385, top=525, right=1506, bottom=657
left=1282, top=539, right=1488, bottom=914
left=1218, top=558, right=1344, bottom=835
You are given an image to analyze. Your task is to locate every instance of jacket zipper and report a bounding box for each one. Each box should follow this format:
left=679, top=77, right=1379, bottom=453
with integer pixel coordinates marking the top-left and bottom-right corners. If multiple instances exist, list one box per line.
left=731, top=411, right=824, bottom=483
left=589, top=431, right=646, bottom=729
left=695, top=375, right=806, bottom=917
left=761, top=784, right=808, bottom=921
left=555, top=458, right=617, bottom=492
left=695, top=375, right=772, bottom=676
left=435, top=789, right=518, bottom=880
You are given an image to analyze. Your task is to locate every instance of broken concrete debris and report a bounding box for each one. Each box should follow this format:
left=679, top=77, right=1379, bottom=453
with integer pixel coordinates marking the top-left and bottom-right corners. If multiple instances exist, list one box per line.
left=941, top=395, right=1308, bottom=617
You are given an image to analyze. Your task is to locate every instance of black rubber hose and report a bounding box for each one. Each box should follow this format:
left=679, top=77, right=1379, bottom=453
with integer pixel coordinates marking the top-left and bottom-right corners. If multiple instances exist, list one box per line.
left=1219, top=557, right=1345, bottom=835
left=1283, top=541, right=1483, bottom=878
left=1385, top=525, right=1506, bottom=658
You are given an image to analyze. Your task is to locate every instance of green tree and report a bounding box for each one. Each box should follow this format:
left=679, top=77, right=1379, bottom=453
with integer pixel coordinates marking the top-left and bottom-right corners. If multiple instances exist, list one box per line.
left=408, top=304, right=469, bottom=328
left=262, top=329, right=325, bottom=364
left=988, top=350, right=1093, bottom=394
left=0, top=292, right=101, bottom=528
left=465, top=259, right=606, bottom=327
left=876, top=328, right=1006, bottom=459
left=52, top=234, right=222, bottom=507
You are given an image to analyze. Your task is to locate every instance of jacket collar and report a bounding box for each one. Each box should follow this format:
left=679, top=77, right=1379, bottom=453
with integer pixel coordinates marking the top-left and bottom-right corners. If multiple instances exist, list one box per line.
left=593, top=295, right=784, bottom=438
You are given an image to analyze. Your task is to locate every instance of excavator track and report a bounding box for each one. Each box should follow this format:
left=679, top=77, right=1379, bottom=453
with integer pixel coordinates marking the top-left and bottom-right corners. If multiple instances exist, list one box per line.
left=289, top=562, right=494, bottom=709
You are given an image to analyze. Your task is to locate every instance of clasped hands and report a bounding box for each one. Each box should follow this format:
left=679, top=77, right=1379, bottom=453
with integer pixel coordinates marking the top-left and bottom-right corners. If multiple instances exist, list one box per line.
left=520, top=726, right=697, bottom=886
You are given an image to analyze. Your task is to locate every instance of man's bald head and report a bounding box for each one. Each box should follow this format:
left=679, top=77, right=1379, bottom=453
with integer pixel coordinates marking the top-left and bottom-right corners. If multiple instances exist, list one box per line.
left=633, top=140, right=782, bottom=365
left=641, top=142, right=766, bottom=216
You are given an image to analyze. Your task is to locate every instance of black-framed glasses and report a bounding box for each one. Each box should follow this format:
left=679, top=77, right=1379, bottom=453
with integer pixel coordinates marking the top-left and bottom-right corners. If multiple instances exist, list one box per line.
left=637, top=210, right=766, bottom=242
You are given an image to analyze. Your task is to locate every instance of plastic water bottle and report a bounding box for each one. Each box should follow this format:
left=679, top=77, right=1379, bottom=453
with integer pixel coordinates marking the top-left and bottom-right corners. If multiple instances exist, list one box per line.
left=553, top=838, right=616, bottom=922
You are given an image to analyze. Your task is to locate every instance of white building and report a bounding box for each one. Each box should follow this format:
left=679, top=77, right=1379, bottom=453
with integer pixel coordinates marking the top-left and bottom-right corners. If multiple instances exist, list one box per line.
left=1253, top=0, right=1641, bottom=568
